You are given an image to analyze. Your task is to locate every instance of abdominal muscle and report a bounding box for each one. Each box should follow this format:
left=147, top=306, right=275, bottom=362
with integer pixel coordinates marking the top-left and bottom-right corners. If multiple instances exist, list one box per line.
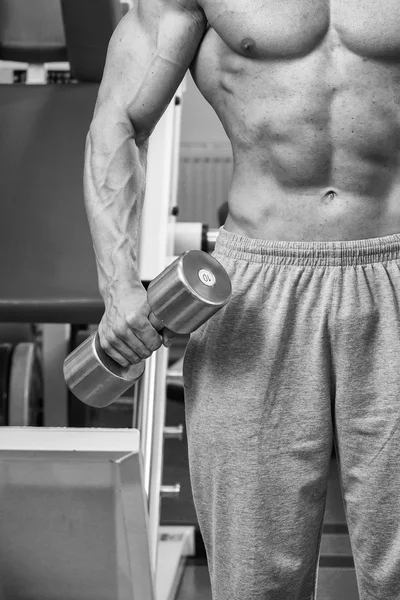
left=192, top=28, right=400, bottom=242
left=225, top=173, right=400, bottom=243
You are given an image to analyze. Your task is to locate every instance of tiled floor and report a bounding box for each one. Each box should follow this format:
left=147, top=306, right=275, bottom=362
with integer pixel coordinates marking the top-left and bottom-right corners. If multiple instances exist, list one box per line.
left=177, top=561, right=212, bottom=600
left=177, top=562, right=359, bottom=600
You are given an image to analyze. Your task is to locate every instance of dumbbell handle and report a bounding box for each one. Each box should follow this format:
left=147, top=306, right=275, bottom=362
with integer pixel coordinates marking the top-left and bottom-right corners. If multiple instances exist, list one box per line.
left=148, top=311, right=171, bottom=339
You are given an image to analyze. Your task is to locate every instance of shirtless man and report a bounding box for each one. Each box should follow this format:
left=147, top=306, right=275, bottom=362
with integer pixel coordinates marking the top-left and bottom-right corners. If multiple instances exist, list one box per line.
left=84, top=1, right=400, bottom=598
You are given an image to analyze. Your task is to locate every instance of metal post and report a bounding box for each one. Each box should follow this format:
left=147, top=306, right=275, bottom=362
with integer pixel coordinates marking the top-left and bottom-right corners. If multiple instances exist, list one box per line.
left=136, top=344, right=169, bottom=573
left=147, top=345, right=169, bottom=573
left=42, top=324, right=70, bottom=427
left=138, top=354, right=157, bottom=498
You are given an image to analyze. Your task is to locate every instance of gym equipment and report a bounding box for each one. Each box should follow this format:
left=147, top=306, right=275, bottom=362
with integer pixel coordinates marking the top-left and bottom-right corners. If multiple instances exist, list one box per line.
left=0, top=428, right=156, bottom=600
left=0, top=52, right=221, bottom=599
left=64, top=250, right=232, bottom=408
left=0, top=79, right=191, bottom=594
left=0, top=342, right=43, bottom=427
left=0, top=344, right=13, bottom=426
left=166, top=356, right=185, bottom=403
left=8, top=342, right=43, bottom=426
left=174, top=221, right=219, bottom=255
left=60, top=0, right=128, bottom=83
left=0, top=0, right=67, bottom=64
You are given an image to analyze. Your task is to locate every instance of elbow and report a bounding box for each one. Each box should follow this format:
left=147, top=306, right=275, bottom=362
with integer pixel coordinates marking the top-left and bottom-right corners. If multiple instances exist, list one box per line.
left=125, top=83, right=171, bottom=146
left=87, top=93, right=152, bottom=149
left=127, top=111, right=155, bottom=147
left=131, top=124, right=153, bottom=147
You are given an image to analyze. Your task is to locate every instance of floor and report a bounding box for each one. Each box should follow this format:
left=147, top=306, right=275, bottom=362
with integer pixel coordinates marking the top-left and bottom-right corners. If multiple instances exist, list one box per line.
left=177, top=549, right=359, bottom=600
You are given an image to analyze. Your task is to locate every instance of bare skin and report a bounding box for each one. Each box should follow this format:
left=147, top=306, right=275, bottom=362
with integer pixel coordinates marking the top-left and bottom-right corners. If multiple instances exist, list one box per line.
left=85, top=0, right=400, bottom=366
left=196, top=0, right=400, bottom=242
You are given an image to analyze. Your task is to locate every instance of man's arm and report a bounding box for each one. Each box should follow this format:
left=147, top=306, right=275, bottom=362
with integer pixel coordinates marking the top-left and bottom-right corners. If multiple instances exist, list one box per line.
left=85, top=0, right=206, bottom=366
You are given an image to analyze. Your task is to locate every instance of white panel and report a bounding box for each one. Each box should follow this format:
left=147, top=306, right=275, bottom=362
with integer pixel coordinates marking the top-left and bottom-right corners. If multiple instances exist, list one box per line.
left=0, top=428, right=154, bottom=600
left=0, top=426, right=140, bottom=452
left=177, top=143, right=233, bottom=227
left=139, top=91, right=183, bottom=281
left=156, top=526, right=195, bottom=600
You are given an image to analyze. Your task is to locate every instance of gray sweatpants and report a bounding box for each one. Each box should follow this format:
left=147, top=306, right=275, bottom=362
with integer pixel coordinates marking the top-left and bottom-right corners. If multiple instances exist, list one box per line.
left=183, top=226, right=400, bottom=600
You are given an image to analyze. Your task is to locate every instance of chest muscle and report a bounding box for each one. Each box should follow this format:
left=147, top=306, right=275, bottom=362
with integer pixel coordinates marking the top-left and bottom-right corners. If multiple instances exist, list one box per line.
left=199, top=0, right=400, bottom=59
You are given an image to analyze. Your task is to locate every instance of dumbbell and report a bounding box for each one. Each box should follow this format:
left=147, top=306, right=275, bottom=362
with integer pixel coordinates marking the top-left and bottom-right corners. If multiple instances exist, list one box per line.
left=64, top=250, right=232, bottom=408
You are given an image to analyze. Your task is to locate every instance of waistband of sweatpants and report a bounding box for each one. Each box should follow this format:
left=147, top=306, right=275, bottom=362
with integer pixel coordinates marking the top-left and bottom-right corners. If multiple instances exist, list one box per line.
left=213, top=226, right=400, bottom=267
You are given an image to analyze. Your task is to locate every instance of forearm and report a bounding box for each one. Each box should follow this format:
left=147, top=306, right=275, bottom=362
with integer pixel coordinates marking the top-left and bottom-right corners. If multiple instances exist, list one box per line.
left=84, top=108, right=148, bottom=297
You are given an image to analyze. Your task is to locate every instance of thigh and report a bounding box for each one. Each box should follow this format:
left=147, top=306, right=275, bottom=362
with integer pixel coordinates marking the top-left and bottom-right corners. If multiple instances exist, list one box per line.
left=332, top=260, right=400, bottom=600
left=183, top=256, right=334, bottom=600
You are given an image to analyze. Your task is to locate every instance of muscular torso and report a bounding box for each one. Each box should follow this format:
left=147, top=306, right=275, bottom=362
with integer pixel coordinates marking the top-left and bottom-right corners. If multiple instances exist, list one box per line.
left=191, top=0, right=400, bottom=241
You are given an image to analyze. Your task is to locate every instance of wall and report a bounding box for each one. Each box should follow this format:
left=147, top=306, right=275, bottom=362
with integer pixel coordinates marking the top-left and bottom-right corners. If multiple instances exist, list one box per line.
left=180, top=74, right=228, bottom=145
left=177, top=74, right=233, bottom=228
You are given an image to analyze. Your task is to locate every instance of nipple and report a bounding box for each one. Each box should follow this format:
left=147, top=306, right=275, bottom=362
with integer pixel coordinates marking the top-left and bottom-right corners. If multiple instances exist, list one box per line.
left=240, top=37, right=257, bottom=55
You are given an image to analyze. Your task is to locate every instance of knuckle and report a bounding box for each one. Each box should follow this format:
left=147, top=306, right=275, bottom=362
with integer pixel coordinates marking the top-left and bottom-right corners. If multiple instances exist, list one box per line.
left=148, top=338, right=162, bottom=352
left=118, top=357, right=130, bottom=367
left=141, top=347, right=153, bottom=359
left=130, top=354, right=143, bottom=365
left=125, top=311, right=142, bottom=328
left=103, top=345, right=128, bottom=367
left=106, top=334, right=118, bottom=348
left=113, top=324, right=126, bottom=339
left=100, top=336, right=112, bottom=352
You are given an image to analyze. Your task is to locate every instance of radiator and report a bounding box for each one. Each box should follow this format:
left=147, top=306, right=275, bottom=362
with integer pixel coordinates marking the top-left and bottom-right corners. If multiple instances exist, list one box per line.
left=177, top=143, right=233, bottom=228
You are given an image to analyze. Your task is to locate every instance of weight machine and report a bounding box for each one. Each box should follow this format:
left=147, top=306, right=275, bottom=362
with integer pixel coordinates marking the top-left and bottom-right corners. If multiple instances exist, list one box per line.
left=0, top=73, right=219, bottom=599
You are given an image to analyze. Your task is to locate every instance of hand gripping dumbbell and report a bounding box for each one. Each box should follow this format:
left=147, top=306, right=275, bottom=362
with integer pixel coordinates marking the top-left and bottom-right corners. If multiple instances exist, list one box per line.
left=63, top=250, right=232, bottom=408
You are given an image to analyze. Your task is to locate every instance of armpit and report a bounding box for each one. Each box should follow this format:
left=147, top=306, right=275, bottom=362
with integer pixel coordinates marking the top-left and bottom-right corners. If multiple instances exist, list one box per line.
left=168, top=0, right=207, bottom=24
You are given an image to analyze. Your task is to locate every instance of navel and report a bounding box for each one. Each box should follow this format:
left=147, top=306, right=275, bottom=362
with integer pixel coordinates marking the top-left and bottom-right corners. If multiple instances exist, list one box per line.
left=322, top=190, right=337, bottom=202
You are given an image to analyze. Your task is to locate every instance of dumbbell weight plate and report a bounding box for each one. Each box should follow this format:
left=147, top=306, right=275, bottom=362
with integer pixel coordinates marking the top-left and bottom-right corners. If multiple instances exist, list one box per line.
left=8, top=343, right=43, bottom=427
left=148, top=250, right=232, bottom=335
left=0, top=344, right=14, bottom=426
left=182, top=250, right=232, bottom=304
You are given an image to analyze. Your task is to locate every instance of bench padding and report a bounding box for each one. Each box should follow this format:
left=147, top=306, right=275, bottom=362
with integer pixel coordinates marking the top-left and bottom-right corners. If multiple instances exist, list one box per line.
left=0, top=84, right=104, bottom=323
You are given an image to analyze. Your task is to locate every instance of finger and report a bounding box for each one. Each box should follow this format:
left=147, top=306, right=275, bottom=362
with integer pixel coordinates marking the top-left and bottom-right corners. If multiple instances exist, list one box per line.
left=98, top=323, right=142, bottom=367
left=148, top=311, right=164, bottom=332
left=147, top=312, right=176, bottom=348
left=100, top=332, right=143, bottom=367
left=116, top=326, right=162, bottom=361
left=125, top=313, right=163, bottom=353
left=162, top=328, right=176, bottom=348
